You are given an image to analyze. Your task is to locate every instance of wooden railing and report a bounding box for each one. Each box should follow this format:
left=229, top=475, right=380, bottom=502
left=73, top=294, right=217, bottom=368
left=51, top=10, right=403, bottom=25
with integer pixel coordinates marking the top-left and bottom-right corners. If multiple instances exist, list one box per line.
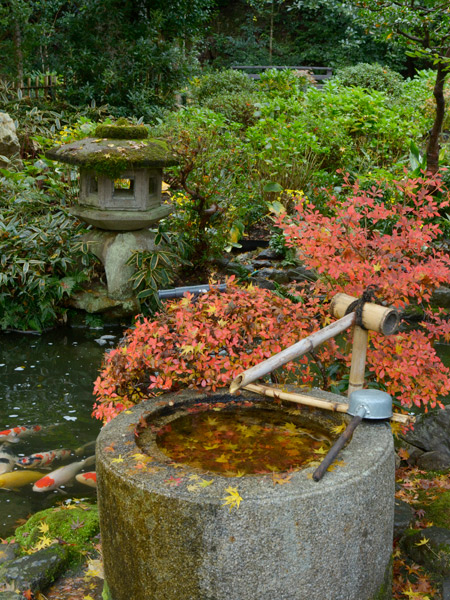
left=16, top=75, right=61, bottom=99
left=231, top=65, right=333, bottom=86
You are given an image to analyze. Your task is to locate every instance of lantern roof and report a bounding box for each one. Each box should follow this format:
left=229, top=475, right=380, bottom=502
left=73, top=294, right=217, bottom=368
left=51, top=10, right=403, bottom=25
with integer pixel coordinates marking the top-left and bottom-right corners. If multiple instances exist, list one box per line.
left=46, top=127, right=177, bottom=178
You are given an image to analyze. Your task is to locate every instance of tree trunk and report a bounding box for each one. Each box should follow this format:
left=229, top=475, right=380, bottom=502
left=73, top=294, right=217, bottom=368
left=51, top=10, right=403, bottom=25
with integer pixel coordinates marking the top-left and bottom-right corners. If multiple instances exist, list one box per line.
left=269, top=1, right=274, bottom=64
left=13, top=19, right=24, bottom=86
left=426, top=62, right=448, bottom=173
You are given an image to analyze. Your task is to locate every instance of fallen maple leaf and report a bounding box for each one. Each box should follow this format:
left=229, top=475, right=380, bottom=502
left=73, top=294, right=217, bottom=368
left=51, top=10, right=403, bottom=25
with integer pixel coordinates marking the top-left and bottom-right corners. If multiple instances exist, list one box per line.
left=272, top=473, right=292, bottom=485
left=330, top=423, right=347, bottom=435
left=222, top=486, right=243, bottom=511
left=414, top=537, right=429, bottom=546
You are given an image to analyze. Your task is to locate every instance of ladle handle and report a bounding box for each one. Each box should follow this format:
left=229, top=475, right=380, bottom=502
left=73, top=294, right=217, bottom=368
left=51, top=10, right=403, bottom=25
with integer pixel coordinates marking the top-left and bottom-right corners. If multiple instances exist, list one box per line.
left=312, top=415, right=363, bottom=482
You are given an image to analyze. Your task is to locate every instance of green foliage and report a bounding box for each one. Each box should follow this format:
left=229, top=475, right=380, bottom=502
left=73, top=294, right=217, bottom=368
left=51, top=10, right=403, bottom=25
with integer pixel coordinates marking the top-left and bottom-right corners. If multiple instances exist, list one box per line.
left=189, top=69, right=258, bottom=104
left=0, top=160, right=92, bottom=332
left=335, top=63, right=404, bottom=96
left=258, top=68, right=315, bottom=98
left=209, top=0, right=405, bottom=71
left=156, top=107, right=265, bottom=261
left=203, top=91, right=260, bottom=126
left=126, top=225, right=191, bottom=312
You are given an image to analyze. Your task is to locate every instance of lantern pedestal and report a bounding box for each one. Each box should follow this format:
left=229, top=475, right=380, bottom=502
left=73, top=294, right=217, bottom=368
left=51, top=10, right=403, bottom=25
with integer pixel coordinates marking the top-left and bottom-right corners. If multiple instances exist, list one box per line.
left=83, top=229, right=158, bottom=300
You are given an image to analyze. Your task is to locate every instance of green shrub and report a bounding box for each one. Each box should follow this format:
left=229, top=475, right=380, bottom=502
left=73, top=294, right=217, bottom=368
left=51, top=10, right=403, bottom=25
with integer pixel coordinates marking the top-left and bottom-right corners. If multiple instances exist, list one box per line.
left=155, top=107, right=265, bottom=261
left=189, top=69, right=257, bottom=104
left=0, top=160, right=92, bottom=331
left=258, top=68, right=315, bottom=98
left=203, top=91, right=260, bottom=126
left=335, top=63, right=404, bottom=96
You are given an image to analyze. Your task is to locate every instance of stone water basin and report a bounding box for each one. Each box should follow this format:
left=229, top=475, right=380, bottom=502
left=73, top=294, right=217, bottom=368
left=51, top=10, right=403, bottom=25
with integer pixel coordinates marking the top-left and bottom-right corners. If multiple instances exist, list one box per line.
left=97, top=389, right=394, bottom=600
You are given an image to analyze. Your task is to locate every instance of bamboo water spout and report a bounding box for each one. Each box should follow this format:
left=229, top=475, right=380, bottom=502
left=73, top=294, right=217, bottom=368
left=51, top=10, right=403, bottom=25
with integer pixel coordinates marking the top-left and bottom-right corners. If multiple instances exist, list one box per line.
left=229, top=293, right=400, bottom=395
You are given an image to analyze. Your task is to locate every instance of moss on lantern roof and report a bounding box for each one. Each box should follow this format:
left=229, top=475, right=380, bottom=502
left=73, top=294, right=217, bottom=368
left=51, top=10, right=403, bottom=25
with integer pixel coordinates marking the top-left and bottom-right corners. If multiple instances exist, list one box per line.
left=94, top=122, right=149, bottom=139
left=45, top=137, right=177, bottom=178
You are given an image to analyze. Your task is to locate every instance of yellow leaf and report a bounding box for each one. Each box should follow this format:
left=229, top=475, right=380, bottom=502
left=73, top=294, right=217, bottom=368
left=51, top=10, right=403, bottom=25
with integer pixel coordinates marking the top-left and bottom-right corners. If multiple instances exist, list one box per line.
left=131, top=453, right=147, bottom=461
left=112, top=455, right=124, bottom=464
left=373, top=263, right=382, bottom=272
left=222, top=486, right=243, bottom=511
left=284, top=422, right=298, bottom=433
left=198, top=478, right=214, bottom=488
left=38, top=521, right=49, bottom=534
left=180, top=344, right=195, bottom=356
left=415, top=537, right=430, bottom=546
left=215, top=454, right=229, bottom=463
left=330, top=423, right=347, bottom=435
left=314, top=446, right=328, bottom=455
left=390, top=421, right=402, bottom=437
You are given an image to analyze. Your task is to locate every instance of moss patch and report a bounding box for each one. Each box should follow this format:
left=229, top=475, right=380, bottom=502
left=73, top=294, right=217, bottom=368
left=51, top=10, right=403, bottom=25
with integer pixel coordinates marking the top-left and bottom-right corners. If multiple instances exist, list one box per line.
left=94, top=124, right=148, bottom=139
left=369, top=555, right=393, bottom=600
left=46, top=137, right=177, bottom=177
left=425, top=491, right=450, bottom=528
left=12, top=503, right=99, bottom=565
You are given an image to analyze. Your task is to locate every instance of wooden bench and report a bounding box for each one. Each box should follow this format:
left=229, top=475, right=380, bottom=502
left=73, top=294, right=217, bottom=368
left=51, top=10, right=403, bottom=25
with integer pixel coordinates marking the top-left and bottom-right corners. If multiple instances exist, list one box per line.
left=231, top=65, right=333, bottom=87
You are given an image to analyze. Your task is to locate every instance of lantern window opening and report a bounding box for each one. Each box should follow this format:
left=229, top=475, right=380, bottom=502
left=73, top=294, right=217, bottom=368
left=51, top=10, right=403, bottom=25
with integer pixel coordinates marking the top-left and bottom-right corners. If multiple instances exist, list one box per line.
left=149, top=177, right=157, bottom=196
left=113, top=177, right=135, bottom=199
left=90, top=175, right=98, bottom=193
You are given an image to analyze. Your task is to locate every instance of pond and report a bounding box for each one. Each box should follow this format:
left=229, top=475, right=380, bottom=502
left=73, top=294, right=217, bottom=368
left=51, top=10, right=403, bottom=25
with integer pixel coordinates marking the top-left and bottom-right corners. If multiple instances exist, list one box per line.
left=0, top=326, right=123, bottom=538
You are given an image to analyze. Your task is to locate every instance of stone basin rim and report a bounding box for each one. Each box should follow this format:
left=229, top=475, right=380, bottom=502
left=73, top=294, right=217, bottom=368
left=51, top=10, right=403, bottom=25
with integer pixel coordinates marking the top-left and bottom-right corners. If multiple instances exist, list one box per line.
left=96, top=389, right=393, bottom=502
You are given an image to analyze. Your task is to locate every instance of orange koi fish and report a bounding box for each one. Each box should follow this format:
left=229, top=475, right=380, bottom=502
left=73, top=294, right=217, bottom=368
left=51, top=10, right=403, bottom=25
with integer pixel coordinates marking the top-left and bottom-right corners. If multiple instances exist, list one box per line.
left=33, top=456, right=96, bottom=492
left=17, top=449, right=72, bottom=469
left=0, top=425, right=42, bottom=443
left=75, top=471, right=97, bottom=488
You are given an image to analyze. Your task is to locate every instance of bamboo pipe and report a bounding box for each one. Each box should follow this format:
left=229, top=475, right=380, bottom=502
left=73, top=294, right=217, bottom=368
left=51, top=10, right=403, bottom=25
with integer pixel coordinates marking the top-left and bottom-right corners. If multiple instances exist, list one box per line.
left=229, top=312, right=355, bottom=394
left=229, top=293, right=400, bottom=395
left=243, top=382, right=415, bottom=425
left=347, top=326, right=368, bottom=396
left=330, top=293, right=400, bottom=335
left=331, top=294, right=400, bottom=396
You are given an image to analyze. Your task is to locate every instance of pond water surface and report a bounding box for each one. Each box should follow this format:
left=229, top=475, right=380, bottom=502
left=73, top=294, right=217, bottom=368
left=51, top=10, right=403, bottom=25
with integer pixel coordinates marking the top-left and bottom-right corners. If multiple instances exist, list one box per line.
left=0, top=326, right=122, bottom=537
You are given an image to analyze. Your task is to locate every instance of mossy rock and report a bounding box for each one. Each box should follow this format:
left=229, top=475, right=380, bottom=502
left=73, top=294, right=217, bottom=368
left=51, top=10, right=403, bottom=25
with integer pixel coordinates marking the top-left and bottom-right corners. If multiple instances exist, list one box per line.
left=94, top=123, right=148, bottom=139
left=0, top=545, right=70, bottom=594
left=425, top=491, right=450, bottom=528
left=400, top=526, right=450, bottom=575
left=12, top=503, right=99, bottom=565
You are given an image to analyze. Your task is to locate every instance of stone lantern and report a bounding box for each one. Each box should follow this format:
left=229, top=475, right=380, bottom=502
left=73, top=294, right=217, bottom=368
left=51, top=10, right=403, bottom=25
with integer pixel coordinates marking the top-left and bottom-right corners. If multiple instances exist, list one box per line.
left=46, top=121, right=177, bottom=308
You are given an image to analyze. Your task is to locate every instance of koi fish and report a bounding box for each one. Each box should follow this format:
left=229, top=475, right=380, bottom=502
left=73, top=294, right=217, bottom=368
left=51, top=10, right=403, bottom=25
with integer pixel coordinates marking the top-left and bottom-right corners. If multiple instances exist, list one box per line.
left=17, top=449, right=72, bottom=469
left=74, top=440, right=97, bottom=456
left=0, top=446, right=18, bottom=475
left=75, top=472, right=97, bottom=488
left=33, top=456, right=96, bottom=492
left=0, top=425, right=42, bottom=444
left=0, top=470, right=44, bottom=491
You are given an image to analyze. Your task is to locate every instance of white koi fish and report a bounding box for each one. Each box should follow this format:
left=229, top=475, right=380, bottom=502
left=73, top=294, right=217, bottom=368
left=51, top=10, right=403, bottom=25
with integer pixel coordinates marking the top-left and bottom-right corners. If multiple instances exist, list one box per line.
left=0, top=425, right=43, bottom=444
left=0, top=445, right=18, bottom=475
left=75, top=471, right=97, bottom=488
left=32, top=456, right=96, bottom=492
left=17, top=449, right=72, bottom=469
